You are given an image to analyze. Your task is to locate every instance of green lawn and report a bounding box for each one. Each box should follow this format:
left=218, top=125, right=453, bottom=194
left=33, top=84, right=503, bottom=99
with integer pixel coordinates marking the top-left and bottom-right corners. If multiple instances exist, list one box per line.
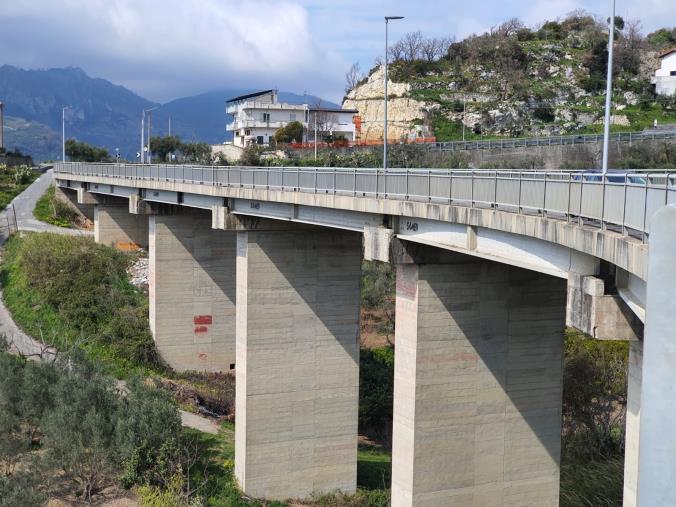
left=33, top=184, right=75, bottom=227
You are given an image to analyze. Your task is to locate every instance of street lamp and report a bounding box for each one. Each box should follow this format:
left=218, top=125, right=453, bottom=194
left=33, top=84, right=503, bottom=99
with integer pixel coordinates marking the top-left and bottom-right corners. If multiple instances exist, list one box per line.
left=602, top=0, right=616, bottom=175
left=62, top=106, right=71, bottom=162
left=141, top=107, right=158, bottom=164
left=384, top=15, right=404, bottom=170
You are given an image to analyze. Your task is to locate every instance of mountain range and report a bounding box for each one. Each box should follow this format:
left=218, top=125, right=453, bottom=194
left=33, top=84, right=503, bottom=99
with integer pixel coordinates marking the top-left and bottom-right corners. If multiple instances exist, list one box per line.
left=0, top=65, right=338, bottom=161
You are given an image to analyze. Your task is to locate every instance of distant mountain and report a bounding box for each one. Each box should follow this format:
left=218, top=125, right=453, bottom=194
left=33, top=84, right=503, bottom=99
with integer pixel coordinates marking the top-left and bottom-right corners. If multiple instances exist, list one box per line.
left=0, top=65, right=339, bottom=160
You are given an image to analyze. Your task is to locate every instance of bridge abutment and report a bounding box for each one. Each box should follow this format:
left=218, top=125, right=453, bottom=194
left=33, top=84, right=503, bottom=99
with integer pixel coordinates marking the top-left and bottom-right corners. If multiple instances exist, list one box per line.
left=390, top=247, right=566, bottom=506
left=234, top=227, right=362, bottom=500
left=94, top=200, right=149, bottom=250
left=148, top=210, right=236, bottom=372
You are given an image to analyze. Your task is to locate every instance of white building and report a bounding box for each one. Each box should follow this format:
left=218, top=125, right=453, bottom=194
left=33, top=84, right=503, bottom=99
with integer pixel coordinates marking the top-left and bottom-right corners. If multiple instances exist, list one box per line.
left=652, top=48, right=676, bottom=97
left=226, top=90, right=358, bottom=147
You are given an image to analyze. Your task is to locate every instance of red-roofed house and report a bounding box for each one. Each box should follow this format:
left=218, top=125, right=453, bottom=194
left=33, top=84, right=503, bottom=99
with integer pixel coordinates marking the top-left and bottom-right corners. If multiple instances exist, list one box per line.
left=652, top=48, right=676, bottom=96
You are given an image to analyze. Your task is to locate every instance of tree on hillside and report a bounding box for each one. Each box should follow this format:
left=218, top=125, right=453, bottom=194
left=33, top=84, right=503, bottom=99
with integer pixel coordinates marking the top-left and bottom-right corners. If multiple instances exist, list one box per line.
left=179, top=142, right=211, bottom=163
left=65, top=140, right=110, bottom=162
left=274, top=121, right=304, bottom=144
left=149, top=135, right=182, bottom=162
left=345, top=62, right=364, bottom=93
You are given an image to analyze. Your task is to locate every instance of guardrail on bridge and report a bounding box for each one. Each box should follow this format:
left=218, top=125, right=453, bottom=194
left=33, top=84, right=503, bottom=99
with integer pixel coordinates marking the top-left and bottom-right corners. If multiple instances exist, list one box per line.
left=55, top=163, right=676, bottom=242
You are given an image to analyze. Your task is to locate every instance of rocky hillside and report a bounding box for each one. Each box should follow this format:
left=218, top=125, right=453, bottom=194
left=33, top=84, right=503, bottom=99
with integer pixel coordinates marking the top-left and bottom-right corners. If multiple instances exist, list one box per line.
left=344, top=16, right=676, bottom=142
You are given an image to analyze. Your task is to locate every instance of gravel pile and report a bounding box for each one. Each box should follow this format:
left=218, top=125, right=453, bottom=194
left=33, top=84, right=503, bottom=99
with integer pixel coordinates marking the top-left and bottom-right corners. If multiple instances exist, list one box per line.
left=127, top=256, right=149, bottom=293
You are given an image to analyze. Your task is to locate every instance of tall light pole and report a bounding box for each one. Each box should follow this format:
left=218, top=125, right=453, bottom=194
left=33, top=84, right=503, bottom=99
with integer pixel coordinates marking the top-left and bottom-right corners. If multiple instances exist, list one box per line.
left=141, top=107, right=158, bottom=164
left=314, top=111, right=318, bottom=161
left=0, top=101, right=4, bottom=151
left=602, top=0, right=616, bottom=174
left=384, top=15, right=404, bottom=170
left=62, top=106, right=70, bottom=162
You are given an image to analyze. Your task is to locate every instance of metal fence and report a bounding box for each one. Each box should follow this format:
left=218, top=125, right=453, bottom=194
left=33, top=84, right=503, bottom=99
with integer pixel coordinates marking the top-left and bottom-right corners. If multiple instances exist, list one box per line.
left=431, top=131, right=676, bottom=152
left=55, top=162, right=676, bottom=241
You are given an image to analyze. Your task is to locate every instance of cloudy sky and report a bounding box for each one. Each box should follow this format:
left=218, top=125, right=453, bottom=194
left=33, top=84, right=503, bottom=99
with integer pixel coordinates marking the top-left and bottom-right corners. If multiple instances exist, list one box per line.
left=0, top=0, right=673, bottom=103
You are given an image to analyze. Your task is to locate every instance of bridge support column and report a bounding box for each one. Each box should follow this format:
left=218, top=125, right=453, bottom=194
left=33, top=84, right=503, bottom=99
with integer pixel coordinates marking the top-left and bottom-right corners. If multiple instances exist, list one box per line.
left=623, top=340, right=642, bottom=507
left=234, top=227, right=361, bottom=500
left=637, top=204, right=676, bottom=505
left=391, top=246, right=566, bottom=507
left=149, top=210, right=236, bottom=372
left=94, top=201, right=148, bottom=250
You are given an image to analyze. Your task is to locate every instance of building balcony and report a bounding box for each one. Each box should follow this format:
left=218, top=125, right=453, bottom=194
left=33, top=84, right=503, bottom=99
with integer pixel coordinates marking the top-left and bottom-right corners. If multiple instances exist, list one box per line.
left=227, top=119, right=289, bottom=131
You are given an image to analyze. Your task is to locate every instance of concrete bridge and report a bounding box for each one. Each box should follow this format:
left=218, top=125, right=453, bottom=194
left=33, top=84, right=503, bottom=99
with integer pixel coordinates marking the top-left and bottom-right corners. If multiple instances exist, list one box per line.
left=54, top=162, right=676, bottom=506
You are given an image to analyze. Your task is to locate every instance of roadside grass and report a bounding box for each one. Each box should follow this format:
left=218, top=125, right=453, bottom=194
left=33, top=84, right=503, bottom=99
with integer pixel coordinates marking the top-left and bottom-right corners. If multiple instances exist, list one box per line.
left=560, top=456, right=624, bottom=507
left=33, top=184, right=76, bottom=227
left=1, top=232, right=160, bottom=378
left=0, top=166, right=38, bottom=210
left=356, top=445, right=391, bottom=491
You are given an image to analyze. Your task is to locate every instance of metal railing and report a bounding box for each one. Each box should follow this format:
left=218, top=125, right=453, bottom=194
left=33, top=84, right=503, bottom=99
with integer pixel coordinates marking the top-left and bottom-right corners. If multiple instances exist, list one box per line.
left=55, top=162, right=676, bottom=241
left=431, top=131, right=676, bottom=152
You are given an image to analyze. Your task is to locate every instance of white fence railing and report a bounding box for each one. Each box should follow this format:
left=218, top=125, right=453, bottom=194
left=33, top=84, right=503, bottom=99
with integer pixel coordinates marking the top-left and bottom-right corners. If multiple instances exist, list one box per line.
left=55, top=163, right=676, bottom=241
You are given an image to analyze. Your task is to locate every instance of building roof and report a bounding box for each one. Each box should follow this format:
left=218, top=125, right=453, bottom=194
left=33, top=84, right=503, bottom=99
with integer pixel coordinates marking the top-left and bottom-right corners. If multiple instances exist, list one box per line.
left=309, top=106, right=359, bottom=114
left=658, top=48, right=676, bottom=59
left=226, top=89, right=274, bottom=103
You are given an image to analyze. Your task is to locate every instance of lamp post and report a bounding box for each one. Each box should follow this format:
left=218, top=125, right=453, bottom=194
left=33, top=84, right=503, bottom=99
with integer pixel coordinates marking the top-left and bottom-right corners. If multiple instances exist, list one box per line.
left=314, top=111, right=318, bottom=161
left=62, top=106, right=70, bottom=162
left=602, top=0, right=616, bottom=175
left=384, top=15, right=404, bottom=170
left=141, top=107, right=158, bottom=164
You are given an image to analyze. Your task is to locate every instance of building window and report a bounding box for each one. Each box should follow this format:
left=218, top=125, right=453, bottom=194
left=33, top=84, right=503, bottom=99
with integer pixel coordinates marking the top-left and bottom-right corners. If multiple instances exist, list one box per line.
left=290, top=113, right=296, bottom=121
left=256, top=136, right=264, bottom=144
left=263, top=112, right=271, bottom=122
left=245, top=129, right=251, bottom=136
left=671, top=71, right=676, bottom=76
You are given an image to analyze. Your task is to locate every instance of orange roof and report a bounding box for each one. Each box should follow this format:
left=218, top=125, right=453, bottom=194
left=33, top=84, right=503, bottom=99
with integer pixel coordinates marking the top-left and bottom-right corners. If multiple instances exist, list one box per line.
left=658, top=48, right=676, bottom=59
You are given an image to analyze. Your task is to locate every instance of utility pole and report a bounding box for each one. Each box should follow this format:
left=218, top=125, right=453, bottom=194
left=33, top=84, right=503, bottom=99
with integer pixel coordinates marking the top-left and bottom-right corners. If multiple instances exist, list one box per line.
left=141, top=110, right=145, bottom=164
left=314, top=111, right=318, bottom=161
left=62, top=106, right=70, bottom=162
left=0, top=101, right=4, bottom=151
left=602, top=0, right=616, bottom=175
left=147, top=111, right=153, bottom=164
left=384, top=15, right=404, bottom=170
left=462, top=95, right=466, bottom=142
left=0, top=102, right=5, bottom=150
left=168, top=117, right=171, bottom=137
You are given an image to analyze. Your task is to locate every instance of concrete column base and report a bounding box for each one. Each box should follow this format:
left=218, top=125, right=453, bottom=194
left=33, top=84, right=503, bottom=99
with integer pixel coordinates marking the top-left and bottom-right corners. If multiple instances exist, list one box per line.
left=234, top=228, right=362, bottom=500
left=391, top=250, right=566, bottom=507
left=149, top=210, right=236, bottom=372
left=94, top=201, right=148, bottom=250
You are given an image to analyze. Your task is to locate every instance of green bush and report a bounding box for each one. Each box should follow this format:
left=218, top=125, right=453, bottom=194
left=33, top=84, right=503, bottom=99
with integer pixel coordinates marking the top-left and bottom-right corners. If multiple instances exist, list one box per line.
left=359, top=347, right=394, bottom=442
left=33, top=185, right=78, bottom=227
left=1, top=233, right=158, bottom=376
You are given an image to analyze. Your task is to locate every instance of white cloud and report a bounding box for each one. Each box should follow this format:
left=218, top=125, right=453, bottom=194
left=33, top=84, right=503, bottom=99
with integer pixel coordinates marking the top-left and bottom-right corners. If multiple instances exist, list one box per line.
left=0, top=0, right=345, bottom=101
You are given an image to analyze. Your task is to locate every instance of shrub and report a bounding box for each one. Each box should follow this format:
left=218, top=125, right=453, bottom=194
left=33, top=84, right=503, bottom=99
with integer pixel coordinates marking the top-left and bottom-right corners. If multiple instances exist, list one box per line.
left=33, top=185, right=79, bottom=228
left=359, top=347, right=395, bottom=442
left=2, top=233, right=158, bottom=374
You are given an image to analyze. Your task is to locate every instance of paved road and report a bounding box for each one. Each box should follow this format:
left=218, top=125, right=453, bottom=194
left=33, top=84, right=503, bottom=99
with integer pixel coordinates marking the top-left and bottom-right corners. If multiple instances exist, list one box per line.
left=11, top=169, right=92, bottom=236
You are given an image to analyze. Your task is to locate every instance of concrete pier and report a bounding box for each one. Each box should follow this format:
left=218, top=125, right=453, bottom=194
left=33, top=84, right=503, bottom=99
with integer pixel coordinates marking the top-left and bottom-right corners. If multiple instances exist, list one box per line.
left=638, top=204, right=676, bottom=505
left=149, top=210, right=236, bottom=372
left=391, top=249, right=566, bottom=507
left=94, top=201, right=148, bottom=250
left=234, top=227, right=362, bottom=500
left=623, top=340, right=642, bottom=507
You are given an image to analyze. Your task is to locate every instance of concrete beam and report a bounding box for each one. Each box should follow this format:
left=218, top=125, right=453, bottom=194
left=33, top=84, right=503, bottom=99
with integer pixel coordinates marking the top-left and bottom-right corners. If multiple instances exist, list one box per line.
left=235, top=227, right=361, bottom=500
left=129, top=194, right=154, bottom=215
left=566, top=274, right=643, bottom=341
left=149, top=210, right=236, bottom=372
left=391, top=249, right=567, bottom=506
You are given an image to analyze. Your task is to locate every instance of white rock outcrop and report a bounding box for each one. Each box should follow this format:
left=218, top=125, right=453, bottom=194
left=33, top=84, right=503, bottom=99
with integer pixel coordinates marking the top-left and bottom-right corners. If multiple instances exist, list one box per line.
left=343, top=66, right=430, bottom=142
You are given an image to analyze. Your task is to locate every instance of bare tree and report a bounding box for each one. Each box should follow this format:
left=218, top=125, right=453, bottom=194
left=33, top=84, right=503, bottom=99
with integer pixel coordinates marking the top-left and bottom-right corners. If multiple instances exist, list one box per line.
left=345, top=62, right=363, bottom=93
left=420, top=37, right=449, bottom=62
left=388, top=39, right=406, bottom=62
left=402, top=31, right=424, bottom=61
left=497, top=18, right=525, bottom=37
